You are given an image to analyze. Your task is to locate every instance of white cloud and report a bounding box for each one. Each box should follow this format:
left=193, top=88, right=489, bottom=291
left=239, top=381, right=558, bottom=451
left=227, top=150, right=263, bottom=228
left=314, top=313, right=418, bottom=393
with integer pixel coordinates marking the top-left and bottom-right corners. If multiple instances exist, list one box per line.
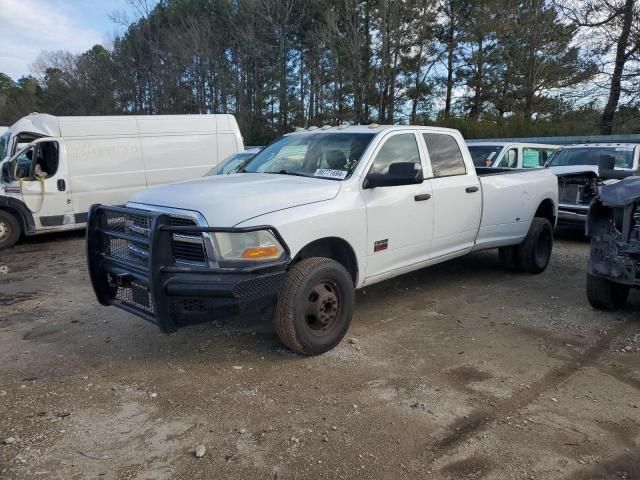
left=0, top=0, right=104, bottom=80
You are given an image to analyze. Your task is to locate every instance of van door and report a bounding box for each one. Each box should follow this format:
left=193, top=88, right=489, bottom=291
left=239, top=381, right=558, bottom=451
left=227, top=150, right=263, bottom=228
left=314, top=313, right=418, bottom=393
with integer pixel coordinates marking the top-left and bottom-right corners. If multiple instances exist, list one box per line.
left=362, top=131, right=434, bottom=281
left=13, top=138, right=72, bottom=229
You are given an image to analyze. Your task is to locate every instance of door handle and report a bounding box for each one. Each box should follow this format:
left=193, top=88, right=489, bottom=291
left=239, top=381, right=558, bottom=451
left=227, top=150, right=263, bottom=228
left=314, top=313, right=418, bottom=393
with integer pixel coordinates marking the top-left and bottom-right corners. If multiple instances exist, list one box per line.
left=466, top=186, right=479, bottom=193
left=414, top=193, right=431, bottom=201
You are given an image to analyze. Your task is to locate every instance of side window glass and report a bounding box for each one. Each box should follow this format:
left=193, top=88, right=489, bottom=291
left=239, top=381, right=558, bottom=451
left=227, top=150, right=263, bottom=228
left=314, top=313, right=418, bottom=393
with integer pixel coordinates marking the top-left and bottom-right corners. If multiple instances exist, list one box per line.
left=15, top=148, right=35, bottom=179
left=523, top=148, right=543, bottom=168
left=369, top=134, right=421, bottom=175
left=33, top=142, right=59, bottom=178
left=423, top=133, right=466, bottom=177
left=499, top=148, right=518, bottom=168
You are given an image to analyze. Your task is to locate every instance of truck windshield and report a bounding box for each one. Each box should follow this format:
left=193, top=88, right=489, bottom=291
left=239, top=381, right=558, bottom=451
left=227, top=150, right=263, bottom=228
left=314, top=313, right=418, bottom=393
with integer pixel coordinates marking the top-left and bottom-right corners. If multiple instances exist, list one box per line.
left=241, top=132, right=375, bottom=180
left=547, top=147, right=635, bottom=169
left=468, top=145, right=504, bottom=166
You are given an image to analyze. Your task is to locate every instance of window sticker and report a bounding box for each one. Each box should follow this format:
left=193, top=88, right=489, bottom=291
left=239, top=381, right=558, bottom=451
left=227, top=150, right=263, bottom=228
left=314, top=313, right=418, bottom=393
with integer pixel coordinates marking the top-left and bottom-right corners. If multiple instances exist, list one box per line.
left=616, top=147, right=634, bottom=151
left=314, top=168, right=348, bottom=179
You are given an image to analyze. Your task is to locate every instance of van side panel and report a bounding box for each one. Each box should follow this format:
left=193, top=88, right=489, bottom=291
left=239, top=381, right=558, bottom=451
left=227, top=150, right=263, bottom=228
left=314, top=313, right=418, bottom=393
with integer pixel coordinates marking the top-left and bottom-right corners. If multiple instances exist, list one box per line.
left=137, top=114, right=242, bottom=188
left=140, top=133, right=219, bottom=187
left=65, top=136, right=146, bottom=215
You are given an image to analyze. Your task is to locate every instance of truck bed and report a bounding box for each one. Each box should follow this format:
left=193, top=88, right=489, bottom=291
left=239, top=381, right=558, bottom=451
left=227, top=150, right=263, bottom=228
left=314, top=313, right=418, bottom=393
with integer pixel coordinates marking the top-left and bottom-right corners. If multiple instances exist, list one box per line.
left=473, top=166, right=558, bottom=250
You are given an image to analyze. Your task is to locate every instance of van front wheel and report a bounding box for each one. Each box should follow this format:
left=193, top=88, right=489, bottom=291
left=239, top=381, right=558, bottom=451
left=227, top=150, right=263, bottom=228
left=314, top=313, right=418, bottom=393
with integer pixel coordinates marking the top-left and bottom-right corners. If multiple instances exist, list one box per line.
left=274, top=257, right=354, bottom=355
left=0, top=211, right=20, bottom=250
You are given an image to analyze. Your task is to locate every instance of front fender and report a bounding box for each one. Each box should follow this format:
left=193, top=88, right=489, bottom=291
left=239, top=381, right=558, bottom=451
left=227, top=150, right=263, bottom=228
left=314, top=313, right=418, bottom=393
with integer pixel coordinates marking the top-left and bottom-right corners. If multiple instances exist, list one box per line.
left=234, top=194, right=368, bottom=288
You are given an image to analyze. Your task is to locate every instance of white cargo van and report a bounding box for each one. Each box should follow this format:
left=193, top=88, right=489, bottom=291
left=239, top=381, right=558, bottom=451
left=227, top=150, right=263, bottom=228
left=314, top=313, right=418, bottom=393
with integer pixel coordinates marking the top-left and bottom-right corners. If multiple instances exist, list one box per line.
left=0, top=113, right=243, bottom=249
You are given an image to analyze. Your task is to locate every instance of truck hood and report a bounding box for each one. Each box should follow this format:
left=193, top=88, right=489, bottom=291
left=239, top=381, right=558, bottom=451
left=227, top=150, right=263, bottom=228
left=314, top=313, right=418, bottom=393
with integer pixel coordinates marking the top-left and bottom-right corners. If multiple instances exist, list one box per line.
left=128, top=173, right=341, bottom=226
left=548, top=165, right=634, bottom=177
left=548, top=165, right=600, bottom=176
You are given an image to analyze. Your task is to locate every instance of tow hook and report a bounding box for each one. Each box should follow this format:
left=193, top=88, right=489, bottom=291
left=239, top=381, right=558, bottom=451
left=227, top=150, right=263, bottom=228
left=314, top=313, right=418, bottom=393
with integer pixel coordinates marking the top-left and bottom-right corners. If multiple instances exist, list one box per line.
left=108, top=272, right=133, bottom=287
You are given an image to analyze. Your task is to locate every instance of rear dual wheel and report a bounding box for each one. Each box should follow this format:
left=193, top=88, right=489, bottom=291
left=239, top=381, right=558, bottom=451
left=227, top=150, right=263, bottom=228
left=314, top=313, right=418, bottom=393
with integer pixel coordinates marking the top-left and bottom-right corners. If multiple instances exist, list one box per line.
left=499, top=218, right=553, bottom=274
left=274, top=257, right=354, bottom=355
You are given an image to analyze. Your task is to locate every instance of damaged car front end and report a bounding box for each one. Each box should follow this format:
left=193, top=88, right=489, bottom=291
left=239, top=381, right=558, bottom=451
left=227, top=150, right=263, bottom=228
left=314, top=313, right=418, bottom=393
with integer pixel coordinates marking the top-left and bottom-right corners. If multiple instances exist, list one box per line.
left=586, top=176, right=640, bottom=310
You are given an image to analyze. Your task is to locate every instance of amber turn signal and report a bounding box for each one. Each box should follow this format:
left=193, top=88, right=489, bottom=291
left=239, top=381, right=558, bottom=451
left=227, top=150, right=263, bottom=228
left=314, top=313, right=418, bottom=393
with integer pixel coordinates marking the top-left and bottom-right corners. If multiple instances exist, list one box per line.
left=240, top=245, right=281, bottom=259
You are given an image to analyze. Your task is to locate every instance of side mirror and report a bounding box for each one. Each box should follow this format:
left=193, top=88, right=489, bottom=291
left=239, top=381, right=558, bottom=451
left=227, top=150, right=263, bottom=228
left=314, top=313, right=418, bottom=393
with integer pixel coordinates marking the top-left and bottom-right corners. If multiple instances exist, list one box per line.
left=1, top=161, right=9, bottom=182
left=598, top=155, right=634, bottom=181
left=364, top=162, right=424, bottom=189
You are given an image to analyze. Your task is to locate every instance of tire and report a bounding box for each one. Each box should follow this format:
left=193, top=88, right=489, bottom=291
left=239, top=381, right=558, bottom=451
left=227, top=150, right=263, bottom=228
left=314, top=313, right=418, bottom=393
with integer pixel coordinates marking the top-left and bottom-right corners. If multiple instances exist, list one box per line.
left=274, top=257, right=355, bottom=355
left=0, top=210, right=21, bottom=250
left=517, top=217, right=553, bottom=274
left=498, top=246, right=520, bottom=271
left=586, top=273, right=629, bottom=311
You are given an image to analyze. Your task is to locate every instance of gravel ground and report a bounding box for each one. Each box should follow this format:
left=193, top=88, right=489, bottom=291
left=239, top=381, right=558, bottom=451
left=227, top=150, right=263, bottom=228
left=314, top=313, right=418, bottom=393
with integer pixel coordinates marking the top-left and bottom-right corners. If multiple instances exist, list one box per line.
left=0, top=230, right=638, bottom=479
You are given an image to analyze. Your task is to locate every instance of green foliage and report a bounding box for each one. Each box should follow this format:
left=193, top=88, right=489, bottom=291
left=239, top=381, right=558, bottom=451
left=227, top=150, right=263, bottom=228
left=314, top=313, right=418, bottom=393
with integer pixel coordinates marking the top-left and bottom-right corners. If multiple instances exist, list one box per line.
left=0, top=0, right=637, bottom=142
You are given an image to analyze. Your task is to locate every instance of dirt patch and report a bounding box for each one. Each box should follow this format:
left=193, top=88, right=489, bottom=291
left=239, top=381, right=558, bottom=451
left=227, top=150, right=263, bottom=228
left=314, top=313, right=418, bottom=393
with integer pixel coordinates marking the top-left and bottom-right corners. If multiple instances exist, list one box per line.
left=440, top=455, right=493, bottom=479
left=1, top=233, right=639, bottom=479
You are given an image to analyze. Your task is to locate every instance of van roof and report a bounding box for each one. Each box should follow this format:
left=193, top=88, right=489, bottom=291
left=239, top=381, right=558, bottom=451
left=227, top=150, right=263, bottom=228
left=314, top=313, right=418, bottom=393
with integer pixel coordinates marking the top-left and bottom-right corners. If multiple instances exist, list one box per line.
left=9, top=113, right=240, bottom=138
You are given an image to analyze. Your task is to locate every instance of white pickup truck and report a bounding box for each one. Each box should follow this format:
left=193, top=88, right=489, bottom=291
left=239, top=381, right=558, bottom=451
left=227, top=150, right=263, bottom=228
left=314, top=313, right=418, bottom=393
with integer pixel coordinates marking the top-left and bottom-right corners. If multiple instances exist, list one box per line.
left=87, top=125, right=558, bottom=355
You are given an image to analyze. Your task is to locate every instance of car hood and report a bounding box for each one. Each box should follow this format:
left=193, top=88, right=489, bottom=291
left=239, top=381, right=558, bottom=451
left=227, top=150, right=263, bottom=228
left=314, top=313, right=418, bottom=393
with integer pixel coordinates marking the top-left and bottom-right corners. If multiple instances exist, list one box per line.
left=600, top=176, right=640, bottom=207
left=128, top=173, right=342, bottom=226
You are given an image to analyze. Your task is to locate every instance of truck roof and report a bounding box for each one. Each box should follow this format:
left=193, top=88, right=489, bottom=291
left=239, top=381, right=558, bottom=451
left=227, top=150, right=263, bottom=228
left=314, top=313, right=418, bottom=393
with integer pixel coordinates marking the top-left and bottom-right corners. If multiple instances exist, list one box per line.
left=559, top=143, right=638, bottom=149
left=286, top=124, right=462, bottom=136
left=466, top=141, right=559, bottom=148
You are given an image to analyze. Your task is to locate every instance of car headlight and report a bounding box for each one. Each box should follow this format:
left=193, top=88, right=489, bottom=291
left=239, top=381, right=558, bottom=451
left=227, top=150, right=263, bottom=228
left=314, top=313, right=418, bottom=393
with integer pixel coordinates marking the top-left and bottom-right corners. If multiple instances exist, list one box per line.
left=213, top=230, right=285, bottom=262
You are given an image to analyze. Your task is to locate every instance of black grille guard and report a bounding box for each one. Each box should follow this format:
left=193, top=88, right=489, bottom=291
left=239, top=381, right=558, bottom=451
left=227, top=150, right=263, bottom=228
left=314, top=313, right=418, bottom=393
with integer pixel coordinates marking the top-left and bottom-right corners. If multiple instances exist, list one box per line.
left=86, top=204, right=290, bottom=333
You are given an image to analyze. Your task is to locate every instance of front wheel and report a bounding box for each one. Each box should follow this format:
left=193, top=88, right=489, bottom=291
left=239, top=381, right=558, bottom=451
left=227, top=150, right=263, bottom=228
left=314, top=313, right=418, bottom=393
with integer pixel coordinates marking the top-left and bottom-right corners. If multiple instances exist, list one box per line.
left=274, top=257, right=354, bottom=355
left=586, top=273, right=629, bottom=311
left=0, top=210, right=21, bottom=250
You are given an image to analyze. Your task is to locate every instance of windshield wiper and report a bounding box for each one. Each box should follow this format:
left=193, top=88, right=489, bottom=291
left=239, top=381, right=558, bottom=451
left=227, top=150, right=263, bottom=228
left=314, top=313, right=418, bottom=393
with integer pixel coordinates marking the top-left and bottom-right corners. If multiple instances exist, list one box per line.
left=262, top=170, right=310, bottom=178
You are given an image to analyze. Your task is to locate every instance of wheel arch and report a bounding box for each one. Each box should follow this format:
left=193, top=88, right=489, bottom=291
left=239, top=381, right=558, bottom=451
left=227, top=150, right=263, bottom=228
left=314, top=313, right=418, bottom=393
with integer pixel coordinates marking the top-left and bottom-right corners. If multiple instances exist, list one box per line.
left=0, top=197, right=34, bottom=235
left=534, top=198, right=556, bottom=226
left=293, top=236, right=359, bottom=286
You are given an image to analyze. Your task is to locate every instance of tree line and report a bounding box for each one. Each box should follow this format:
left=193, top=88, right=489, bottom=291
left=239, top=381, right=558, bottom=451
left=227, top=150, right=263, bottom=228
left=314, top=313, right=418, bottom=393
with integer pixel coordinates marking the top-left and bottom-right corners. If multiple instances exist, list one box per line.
left=0, top=0, right=638, bottom=145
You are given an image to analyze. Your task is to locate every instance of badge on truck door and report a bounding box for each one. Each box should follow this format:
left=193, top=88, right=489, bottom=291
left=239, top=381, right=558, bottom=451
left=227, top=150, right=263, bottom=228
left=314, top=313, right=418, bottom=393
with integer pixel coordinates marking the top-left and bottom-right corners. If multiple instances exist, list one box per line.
left=374, top=239, right=388, bottom=253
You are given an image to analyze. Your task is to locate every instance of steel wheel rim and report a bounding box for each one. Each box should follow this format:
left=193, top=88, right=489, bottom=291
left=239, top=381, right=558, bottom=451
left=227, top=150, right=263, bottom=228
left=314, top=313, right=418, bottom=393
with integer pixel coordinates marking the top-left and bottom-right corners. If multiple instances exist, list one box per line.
left=304, top=279, right=342, bottom=336
left=0, top=219, right=9, bottom=242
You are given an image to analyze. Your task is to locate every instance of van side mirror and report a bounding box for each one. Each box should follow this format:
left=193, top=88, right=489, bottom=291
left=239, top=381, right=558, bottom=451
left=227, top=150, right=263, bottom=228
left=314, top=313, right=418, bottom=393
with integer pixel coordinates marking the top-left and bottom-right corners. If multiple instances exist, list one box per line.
left=1, top=161, right=9, bottom=182
left=364, top=162, right=424, bottom=189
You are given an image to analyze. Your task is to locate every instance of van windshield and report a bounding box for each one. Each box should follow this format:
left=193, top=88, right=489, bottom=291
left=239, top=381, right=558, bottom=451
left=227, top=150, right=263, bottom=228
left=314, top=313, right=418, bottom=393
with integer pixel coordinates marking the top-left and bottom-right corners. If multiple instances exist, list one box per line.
left=547, top=147, right=635, bottom=169
left=241, top=132, right=375, bottom=180
left=0, top=132, right=9, bottom=160
left=468, top=145, right=504, bottom=166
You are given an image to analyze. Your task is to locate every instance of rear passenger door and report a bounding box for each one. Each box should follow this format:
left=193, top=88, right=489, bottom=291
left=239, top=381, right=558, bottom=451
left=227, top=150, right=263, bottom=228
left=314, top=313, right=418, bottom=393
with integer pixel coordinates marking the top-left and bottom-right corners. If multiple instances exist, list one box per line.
left=422, top=132, right=481, bottom=259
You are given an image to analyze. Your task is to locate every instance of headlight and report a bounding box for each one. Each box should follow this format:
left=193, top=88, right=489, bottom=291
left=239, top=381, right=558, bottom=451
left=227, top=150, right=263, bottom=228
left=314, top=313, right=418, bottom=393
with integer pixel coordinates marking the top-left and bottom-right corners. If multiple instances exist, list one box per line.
left=213, top=230, right=285, bottom=262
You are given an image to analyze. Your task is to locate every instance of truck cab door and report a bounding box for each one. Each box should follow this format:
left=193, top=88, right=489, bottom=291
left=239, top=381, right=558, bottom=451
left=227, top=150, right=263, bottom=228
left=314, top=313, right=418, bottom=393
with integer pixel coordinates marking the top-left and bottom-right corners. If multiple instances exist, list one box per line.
left=422, top=132, right=481, bottom=259
left=361, top=131, right=434, bottom=282
left=11, top=138, right=72, bottom=229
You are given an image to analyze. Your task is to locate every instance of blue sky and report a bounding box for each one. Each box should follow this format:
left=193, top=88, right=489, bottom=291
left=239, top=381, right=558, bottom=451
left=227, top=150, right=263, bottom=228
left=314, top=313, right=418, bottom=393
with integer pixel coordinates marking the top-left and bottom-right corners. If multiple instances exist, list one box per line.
left=0, top=0, right=158, bottom=80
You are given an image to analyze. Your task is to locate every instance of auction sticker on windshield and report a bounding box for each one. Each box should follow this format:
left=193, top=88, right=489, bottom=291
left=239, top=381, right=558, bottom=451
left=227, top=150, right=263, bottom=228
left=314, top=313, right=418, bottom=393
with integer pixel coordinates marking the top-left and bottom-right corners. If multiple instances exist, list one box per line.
left=314, top=169, right=348, bottom=179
